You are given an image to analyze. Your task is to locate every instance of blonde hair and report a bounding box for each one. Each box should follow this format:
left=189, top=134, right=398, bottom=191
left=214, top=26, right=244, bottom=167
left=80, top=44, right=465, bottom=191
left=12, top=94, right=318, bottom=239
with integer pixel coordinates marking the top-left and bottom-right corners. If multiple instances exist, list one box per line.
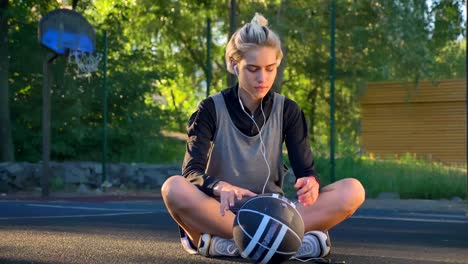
left=225, top=13, right=283, bottom=74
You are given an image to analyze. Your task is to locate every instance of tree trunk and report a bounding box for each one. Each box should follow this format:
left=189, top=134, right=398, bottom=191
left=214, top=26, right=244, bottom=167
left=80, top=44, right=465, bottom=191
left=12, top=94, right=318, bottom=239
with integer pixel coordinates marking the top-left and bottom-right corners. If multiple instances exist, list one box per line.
left=0, top=0, right=14, bottom=162
left=170, top=89, right=185, bottom=132
left=227, top=0, right=236, bottom=87
left=307, top=85, right=319, bottom=142
left=272, top=0, right=286, bottom=94
left=72, top=0, right=79, bottom=9
left=273, top=45, right=287, bottom=94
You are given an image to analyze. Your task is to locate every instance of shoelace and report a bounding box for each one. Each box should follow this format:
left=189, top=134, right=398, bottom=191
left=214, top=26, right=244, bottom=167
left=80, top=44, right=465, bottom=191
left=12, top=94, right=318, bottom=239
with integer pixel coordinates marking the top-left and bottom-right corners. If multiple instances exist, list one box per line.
left=226, top=244, right=238, bottom=255
left=296, top=235, right=320, bottom=257
left=213, top=238, right=238, bottom=256
left=296, top=242, right=312, bottom=256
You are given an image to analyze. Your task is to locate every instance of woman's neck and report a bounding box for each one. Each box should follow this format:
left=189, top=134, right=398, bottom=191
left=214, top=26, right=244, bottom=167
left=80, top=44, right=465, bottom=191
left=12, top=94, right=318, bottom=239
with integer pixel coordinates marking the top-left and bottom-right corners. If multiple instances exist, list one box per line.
left=238, top=88, right=261, bottom=114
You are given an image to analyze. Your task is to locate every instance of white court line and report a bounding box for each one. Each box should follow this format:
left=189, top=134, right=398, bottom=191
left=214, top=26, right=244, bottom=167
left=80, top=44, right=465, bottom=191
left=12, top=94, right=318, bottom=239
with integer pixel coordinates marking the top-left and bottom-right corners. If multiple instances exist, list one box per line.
left=26, top=203, right=152, bottom=212
left=0, top=203, right=168, bottom=220
left=352, top=215, right=468, bottom=224
left=403, top=212, right=468, bottom=218
left=13, top=204, right=468, bottom=224
left=0, top=211, right=161, bottom=220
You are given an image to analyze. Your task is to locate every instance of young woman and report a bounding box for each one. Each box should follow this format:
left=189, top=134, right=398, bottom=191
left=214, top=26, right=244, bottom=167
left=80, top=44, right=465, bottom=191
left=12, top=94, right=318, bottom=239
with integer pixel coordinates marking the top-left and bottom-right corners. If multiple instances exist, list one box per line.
left=162, top=13, right=365, bottom=260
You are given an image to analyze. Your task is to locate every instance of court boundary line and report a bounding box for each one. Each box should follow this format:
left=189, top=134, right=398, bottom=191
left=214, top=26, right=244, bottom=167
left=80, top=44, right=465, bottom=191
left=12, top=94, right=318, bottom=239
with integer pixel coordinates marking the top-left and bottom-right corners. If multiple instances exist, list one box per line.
left=0, top=211, right=166, bottom=220
left=352, top=215, right=468, bottom=224
left=26, top=203, right=152, bottom=212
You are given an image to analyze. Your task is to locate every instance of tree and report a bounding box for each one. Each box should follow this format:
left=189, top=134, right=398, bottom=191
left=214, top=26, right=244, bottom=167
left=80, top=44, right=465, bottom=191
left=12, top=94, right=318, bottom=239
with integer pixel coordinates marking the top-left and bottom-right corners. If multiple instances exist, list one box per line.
left=0, top=0, right=14, bottom=162
left=4, top=0, right=466, bottom=163
left=227, top=0, right=237, bottom=88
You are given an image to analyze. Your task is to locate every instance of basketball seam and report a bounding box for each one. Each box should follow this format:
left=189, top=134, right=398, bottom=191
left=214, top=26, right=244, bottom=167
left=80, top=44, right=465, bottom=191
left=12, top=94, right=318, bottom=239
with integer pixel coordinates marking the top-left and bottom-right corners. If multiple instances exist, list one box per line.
left=241, top=195, right=303, bottom=223
left=253, top=219, right=282, bottom=261
left=236, top=209, right=302, bottom=253
left=259, top=224, right=289, bottom=264
left=241, top=214, right=271, bottom=257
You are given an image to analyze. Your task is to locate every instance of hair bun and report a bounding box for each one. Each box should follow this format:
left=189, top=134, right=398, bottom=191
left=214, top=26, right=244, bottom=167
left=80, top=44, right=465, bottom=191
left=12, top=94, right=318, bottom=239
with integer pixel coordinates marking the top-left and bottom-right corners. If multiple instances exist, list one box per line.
left=251, top=12, right=268, bottom=27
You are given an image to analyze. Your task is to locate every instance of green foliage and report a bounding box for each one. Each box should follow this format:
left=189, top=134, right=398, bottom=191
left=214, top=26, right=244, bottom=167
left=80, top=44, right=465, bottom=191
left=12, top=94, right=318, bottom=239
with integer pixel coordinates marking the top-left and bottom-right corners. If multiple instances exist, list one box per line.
left=4, top=0, right=466, bottom=179
left=115, top=137, right=186, bottom=164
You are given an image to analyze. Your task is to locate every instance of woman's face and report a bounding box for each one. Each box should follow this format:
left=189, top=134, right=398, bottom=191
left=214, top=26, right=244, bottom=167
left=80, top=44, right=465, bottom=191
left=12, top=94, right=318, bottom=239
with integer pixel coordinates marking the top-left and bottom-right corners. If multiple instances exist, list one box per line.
left=237, top=46, right=278, bottom=104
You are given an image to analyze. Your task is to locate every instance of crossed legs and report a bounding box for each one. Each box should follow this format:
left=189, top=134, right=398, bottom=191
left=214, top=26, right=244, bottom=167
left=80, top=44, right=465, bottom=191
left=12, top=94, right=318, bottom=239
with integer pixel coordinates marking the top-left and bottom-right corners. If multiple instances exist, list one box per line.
left=297, top=178, right=365, bottom=231
left=161, top=176, right=365, bottom=246
left=161, top=176, right=235, bottom=244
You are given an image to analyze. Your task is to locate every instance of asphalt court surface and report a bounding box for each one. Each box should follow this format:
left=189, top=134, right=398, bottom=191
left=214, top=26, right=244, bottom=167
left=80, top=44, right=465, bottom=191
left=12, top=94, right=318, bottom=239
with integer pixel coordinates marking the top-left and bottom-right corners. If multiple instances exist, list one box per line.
left=0, top=199, right=467, bottom=264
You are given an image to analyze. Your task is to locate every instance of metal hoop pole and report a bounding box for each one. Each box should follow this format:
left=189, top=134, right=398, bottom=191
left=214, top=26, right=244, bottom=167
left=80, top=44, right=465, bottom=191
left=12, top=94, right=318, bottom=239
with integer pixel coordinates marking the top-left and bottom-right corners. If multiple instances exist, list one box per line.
left=102, top=31, right=108, bottom=185
left=42, top=52, right=57, bottom=198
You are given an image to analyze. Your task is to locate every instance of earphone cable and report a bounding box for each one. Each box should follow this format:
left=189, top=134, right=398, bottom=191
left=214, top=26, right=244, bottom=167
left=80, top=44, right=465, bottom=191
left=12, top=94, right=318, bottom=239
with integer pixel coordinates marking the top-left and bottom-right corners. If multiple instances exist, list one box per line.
left=238, top=88, right=271, bottom=194
left=259, top=101, right=270, bottom=194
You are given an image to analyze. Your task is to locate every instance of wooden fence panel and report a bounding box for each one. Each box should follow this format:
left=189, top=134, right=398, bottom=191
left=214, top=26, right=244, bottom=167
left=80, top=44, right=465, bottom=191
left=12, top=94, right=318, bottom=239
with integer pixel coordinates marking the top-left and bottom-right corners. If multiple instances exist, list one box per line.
left=360, top=79, right=466, bottom=165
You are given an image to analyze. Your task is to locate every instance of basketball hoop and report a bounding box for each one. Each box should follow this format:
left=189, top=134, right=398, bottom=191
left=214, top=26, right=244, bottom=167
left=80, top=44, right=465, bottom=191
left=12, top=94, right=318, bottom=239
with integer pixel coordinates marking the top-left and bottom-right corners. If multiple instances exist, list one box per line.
left=68, top=49, right=102, bottom=77
left=39, top=9, right=100, bottom=78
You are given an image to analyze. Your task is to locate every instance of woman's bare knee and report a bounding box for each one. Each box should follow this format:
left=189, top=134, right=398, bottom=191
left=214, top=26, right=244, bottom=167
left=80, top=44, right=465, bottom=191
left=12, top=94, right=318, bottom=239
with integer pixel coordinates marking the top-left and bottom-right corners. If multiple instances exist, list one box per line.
left=339, top=178, right=365, bottom=216
left=161, top=176, right=234, bottom=238
left=161, top=175, right=193, bottom=209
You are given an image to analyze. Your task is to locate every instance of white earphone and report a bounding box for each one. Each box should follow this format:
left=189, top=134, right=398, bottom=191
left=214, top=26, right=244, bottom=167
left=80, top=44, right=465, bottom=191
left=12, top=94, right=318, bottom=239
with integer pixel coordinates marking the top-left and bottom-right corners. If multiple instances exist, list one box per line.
left=234, top=64, right=248, bottom=112
left=235, top=71, right=271, bottom=194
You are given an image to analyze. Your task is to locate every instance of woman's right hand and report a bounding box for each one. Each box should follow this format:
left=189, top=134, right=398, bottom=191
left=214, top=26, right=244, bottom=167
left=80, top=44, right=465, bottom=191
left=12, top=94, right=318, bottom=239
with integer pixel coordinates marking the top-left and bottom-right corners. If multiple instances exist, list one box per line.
left=213, top=181, right=257, bottom=216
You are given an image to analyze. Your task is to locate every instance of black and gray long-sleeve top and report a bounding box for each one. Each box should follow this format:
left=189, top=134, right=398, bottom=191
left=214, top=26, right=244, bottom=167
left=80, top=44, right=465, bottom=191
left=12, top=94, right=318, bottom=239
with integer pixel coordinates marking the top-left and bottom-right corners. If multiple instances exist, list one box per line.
left=181, top=85, right=317, bottom=196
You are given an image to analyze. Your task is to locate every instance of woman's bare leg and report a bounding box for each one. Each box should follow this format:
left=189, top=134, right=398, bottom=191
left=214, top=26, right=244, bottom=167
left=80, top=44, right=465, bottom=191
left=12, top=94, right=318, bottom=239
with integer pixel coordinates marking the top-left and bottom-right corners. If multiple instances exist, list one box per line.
left=297, top=178, right=365, bottom=231
left=163, top=176, right=364, bottom=244
left=161, top=175, right=235, bottom=244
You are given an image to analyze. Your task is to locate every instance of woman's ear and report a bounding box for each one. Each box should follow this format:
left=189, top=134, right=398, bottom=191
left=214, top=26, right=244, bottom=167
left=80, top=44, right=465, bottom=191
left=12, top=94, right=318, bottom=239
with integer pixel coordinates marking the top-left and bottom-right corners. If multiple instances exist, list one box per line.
left=231, top=60, right=238, bottom=76
left=233, top=64, right=238, bottom=76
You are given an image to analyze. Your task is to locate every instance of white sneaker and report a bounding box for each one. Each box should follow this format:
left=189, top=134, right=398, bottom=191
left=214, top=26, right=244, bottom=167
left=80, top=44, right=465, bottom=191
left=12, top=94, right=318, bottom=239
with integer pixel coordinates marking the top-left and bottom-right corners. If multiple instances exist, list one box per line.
left=198, top=233, right=240, bottom=257
left=294, top=230, right=331, bottom=259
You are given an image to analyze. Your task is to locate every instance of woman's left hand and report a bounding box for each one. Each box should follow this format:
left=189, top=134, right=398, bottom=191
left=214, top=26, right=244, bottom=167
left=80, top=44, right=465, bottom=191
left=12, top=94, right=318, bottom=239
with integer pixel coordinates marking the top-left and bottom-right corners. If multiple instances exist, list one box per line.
left=294, top=176, right=319, bottom=206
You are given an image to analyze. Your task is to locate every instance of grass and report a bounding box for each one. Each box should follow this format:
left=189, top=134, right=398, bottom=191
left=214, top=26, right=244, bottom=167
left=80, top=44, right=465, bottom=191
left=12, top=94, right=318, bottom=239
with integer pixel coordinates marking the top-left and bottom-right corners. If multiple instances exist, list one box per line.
left=115, top=136, right=186, bottom=165
left=117, top=137, right=466, bottom=200
left=312, top=154, right=467, bottom=199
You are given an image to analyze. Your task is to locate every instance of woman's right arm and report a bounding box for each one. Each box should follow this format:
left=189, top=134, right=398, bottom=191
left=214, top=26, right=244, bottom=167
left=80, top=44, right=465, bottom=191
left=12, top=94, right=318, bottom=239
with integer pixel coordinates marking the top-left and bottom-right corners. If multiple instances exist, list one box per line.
left=182, top=95, right=256, bottom=216
left=181, top=98, right=219, bottom=196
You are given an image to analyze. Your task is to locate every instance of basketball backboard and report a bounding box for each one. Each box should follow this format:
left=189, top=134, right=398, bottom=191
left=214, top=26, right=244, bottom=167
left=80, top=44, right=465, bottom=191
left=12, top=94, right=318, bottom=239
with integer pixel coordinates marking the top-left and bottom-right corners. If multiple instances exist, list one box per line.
left=38, top=9, right=95, bottom=55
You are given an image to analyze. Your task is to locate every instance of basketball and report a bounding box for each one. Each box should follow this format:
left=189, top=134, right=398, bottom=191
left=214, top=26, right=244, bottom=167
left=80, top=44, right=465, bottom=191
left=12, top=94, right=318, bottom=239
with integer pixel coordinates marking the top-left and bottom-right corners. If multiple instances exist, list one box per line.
left=232, top=193, right=304, bottom=264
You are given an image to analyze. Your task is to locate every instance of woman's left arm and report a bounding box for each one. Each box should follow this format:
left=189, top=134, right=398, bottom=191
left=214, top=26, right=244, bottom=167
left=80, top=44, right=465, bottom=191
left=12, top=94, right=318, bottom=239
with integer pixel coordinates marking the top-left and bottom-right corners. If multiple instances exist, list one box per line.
left=283, top=98, right=319, bottom=206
